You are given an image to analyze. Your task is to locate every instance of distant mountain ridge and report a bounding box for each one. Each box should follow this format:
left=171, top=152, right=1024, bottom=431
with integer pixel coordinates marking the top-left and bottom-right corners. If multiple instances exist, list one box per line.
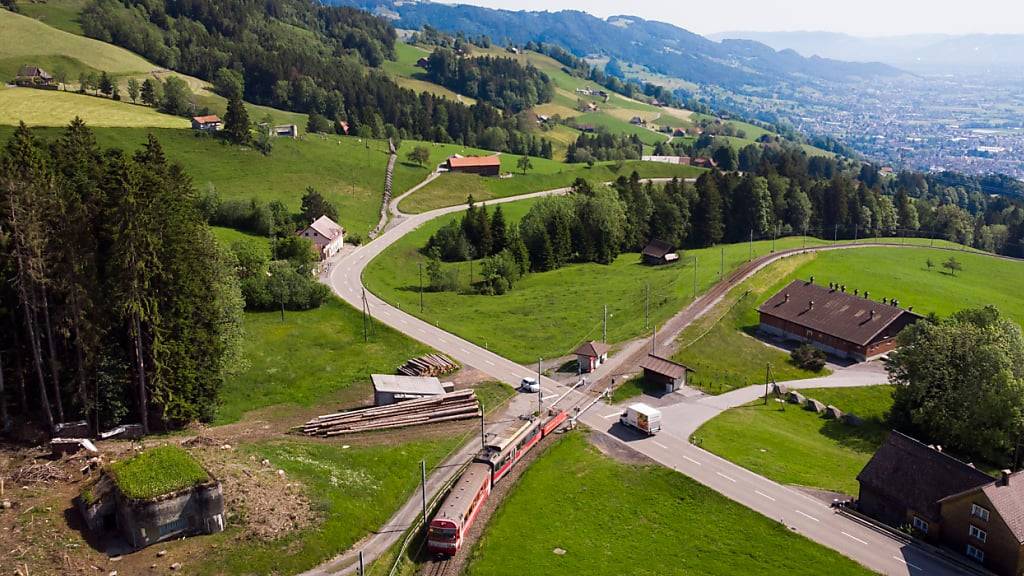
left=709, top=30, right=1024, bottom=72
left=326, top=0, right=903, bottom=91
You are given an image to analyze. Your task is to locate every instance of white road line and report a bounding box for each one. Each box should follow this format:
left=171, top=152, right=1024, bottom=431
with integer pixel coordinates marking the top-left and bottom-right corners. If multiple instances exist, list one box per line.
left=438, top=338, right=447, bottom=344
left=795, top=510, right=819, bottom=522
left=754, top=490, right=776, bottom=502
left=484, top=360, right=495, bottom=366
left=841, top=531, right=868, bottom=545
left=399, top=318, right=408, bottom=324
left=715, top=471, right=736, bottom=483
left=542, top=394, right=558, bottom=401
left=653, top=441, right=669, bottom=450
left=602, top=412, right=620, bottom=420
left=892, top=556, right=922, bottom=571
left=682, top=455, right=702, bottom=466
left=460, top=348, right=470, bottom=354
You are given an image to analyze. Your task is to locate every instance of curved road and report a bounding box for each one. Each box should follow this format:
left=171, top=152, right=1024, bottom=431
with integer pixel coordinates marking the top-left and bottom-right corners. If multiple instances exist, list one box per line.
left=313, top=185, right=982, bottom=576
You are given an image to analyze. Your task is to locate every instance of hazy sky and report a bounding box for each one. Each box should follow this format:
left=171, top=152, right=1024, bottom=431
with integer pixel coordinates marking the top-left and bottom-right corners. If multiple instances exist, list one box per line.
left=438, top=0, right=1024, bottom=37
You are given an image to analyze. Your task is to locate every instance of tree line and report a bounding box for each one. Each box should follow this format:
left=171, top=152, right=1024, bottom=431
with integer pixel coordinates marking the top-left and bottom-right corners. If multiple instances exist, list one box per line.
left=423, top=48, right=555, bottom=114
left=0, top=120, right=244, bottom=436
left=80, top=0, right=552, bottom=157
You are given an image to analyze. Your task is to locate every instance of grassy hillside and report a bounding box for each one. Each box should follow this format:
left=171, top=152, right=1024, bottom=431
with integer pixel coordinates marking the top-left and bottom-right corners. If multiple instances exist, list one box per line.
left=0, top=125, right=392, bottom=237
left=466, top=432, right=875, bottom=576
left=382, top=42, right=476, bottom=104
left=0, top=8, right=152, bottom=77
left=696, top=386, right=895, bottom=495
left=13, top=0, right=88, bottom=34
left=0, top=85, right=189, bottom=128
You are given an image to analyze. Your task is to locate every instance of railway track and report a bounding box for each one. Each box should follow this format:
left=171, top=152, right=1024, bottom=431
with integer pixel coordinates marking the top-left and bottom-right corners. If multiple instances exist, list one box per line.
left=421, top=556, right=453, bottom=576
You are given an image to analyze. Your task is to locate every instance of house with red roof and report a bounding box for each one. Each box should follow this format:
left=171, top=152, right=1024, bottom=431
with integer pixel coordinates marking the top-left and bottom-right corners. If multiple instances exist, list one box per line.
left=191, top=115, right=223, bottom=132
left=445, top=155, right=501, bottom=176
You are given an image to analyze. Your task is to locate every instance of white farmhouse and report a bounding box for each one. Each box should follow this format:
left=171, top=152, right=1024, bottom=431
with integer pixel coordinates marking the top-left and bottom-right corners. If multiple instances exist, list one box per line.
left=300, top=215, right=345, bottom=260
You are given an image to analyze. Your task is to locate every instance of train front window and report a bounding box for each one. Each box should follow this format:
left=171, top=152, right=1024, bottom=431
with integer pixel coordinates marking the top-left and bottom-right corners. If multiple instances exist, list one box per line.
left=429, top=525, right=457, bottom=540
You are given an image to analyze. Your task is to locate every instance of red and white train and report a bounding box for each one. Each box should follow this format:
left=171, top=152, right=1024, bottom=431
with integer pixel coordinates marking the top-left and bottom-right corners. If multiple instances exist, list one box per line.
left=426, top=408, right=569, bottom=555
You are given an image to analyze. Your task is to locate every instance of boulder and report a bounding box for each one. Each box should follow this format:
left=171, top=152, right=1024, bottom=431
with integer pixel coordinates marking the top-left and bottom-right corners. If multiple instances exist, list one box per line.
left=772, top=383, right=789, bottom=396
left=825, top=405, right=843, bottom=419
left=843, top=413, right=864, bottom=427
left=804, top=398, right=826, bottom=413
left=787, top=391, right=806, bottom=405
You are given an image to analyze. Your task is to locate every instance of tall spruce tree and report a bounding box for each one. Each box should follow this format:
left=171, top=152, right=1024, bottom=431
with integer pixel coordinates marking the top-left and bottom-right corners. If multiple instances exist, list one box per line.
left=223, top=97, right=251, bottom=144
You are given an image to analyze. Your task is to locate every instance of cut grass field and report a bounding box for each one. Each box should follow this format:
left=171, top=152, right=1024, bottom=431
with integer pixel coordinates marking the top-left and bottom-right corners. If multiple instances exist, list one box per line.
left=0, top=86, right=190, bottom=128
left=694, top=386, right=894, bottom=495
left=383, top=43, right=475, bottom=104
left=0, top=126, right=392, bottom=237
left=465, top=432, right=875, bottom=576
left=194, top=436, right=463, bottom=576
left=216, top=297, right=431, bottom=425
left=109, top=445, right=211, bottom=500
left=14, top=0, right=88, bottom=35
left=675, top=244, right=1023, bottom=395
left=364, top=206, right=839, bottom=362
left=398, top=161, right=705, bottom=213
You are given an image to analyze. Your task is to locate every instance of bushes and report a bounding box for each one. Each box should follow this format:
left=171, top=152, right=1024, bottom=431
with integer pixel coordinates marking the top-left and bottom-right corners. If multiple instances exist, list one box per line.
left=229, top=239, right=329, bottom=312
left=791, top=344, right=827, bottom=372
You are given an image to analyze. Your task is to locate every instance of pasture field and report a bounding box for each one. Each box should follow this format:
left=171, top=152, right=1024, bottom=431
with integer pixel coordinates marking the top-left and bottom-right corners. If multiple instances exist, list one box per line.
left=364, top=205, right=836, bottom=362
left=14, top=0, right=88, bottom=35
left=382, top=42, right=475, bottom=104
left=465, top=432, right=875, bottom=576
left=398, top=160, right=704, bottom=213
left=0, top=126, right=392, bottom=237
left=0, top=86, right=190, bottom=128
left=216, top=297, right=432, bottom=425
left=674, top=244, right=1023, bottom=395
left=694, top=386, right=894, bottom=495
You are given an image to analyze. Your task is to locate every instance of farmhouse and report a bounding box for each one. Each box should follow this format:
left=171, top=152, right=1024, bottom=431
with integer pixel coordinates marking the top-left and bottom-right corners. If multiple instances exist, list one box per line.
left=79, top=446, right=225, bottom=551
left=757, top=279, right=921, bottom=362
left=938, top=471, right=1024, bottom=575
left=14, top=65, right=56, bottom=88
left=629, top=116, right=646, bottom=125
left=639, top=354, right=693, bottom=393
left=857, top=432, right=993, bottom=538
left=300, top=214, right=345, bottom=260
left=446, top=155, right=501, bottom=176
left=573, top=340, right=610, bottom=373
left=691, top=157, right=718, bottom=169
left=641, top=155, right=691, bottom=165
left=191, top=115, right=223, bottom=132
left=371, top=374, right=448, bottom=405
left=641, top=240, right=679, bottom=265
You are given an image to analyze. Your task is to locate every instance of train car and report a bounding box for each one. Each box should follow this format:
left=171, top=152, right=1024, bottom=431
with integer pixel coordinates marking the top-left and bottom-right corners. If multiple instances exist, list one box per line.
left=427, top=462, right=492, bottom=556
left=477, top=419, right=536, bottom=484
left=541, top=409, right=569, bottom=436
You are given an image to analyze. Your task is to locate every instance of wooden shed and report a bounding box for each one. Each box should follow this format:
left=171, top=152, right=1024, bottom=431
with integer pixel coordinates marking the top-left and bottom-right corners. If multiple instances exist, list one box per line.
left=639, top=354, right=693, bottom=393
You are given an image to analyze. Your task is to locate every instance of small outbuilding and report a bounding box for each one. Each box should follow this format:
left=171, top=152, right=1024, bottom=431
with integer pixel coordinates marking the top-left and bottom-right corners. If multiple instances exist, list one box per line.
left=641, top=240, right=679, bottom=266
left=372, top=374, right=448, bottom=406
left=639, top=354, right=693, bottom=393
left=272, top=124, right=299, bottom=138
left=191, top=115, right=223, bottom=132
left=573, top=341, right=610, bottom=373
left=446, top=155, right=501, bottom=176
left=300, top=214, right=345, bottom=260
left=79, top=445, right=224, bottom=551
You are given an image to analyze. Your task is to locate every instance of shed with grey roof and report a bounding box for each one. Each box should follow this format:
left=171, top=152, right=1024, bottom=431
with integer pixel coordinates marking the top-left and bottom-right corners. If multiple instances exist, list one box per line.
left=371, top=374, right=448, bottom=406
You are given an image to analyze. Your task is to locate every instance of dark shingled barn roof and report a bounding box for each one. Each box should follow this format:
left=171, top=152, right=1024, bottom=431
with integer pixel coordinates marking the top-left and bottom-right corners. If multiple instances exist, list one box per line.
left=642, top=240, right=675, bottom=259
left=857, top=431, right=993, bottom=521
left=758, top=279, right=921, bottom=346
left=639, top=354, right=692, bottom=380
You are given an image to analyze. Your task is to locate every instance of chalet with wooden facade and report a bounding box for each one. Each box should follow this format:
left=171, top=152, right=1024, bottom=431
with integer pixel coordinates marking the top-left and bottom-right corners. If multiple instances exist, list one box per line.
left=757, top=279, right=921, bottom=362
left=14, top=65, right=56, bottom=88
left=445, top=155, right=501, bottom=176
left=300, top=215, right=345, bottom=260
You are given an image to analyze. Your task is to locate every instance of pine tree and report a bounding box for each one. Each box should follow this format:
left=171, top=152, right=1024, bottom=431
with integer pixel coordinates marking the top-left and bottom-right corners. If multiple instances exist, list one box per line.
left=127, top=78, right=140, bottom=104
left=98, top=72, right=113, bottom=97
left=141, top=78, right=158, bottom=106
left=491, top=205, right=508, bottom=253
left=223, top=97, right=251, bottom=144
left=692, top=173, right=724, bottom=247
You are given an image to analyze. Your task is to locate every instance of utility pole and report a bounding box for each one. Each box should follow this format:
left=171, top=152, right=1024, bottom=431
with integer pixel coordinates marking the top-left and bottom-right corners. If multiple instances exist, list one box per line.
left=420, top=460, right=428, bottom=531
left=772, top=223, right=778, bottom=253
left=418, top=262, right=424, bottom=313
left=693, top=256, right=698, bottom=299
left=834, top=223, right=839, bottom=243
left=480, top=412, right=486, bottom=449
left=603, top=304, right=608, bottom=343
left=537, top=358, right=543, bottom=414
left=651, top=325, right=657, bottom=354
left=719, top=246, right=724, bottom=279
left=644, top=284, right=650, bottom=330
left=749, top=229, right=753, bottom=261
left=854, top=224, right=858, bottom=242
left=358, top=551, right=364, bottom=576
left=764, top=363, right=771, bottom=405
left=361, top=288, right=369, bottom=343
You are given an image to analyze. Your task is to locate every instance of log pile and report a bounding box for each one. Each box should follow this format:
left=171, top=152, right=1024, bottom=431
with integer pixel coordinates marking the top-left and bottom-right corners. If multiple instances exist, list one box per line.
left=398, top=354, right=459, bottom=377
left=298, top=390, right=479, bottom=437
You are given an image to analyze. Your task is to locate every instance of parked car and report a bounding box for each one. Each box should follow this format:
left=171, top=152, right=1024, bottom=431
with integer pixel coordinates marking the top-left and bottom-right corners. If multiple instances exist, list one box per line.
left=520, top=377, right=540, bottom=393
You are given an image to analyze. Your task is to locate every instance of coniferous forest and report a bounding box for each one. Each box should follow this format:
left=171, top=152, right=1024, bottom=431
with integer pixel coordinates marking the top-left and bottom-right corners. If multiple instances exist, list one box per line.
left=0, top=121, right=244, bottom=436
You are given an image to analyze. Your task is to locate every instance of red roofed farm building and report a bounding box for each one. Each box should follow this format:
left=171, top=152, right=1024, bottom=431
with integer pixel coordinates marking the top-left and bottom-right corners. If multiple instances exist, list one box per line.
left=445, top=155, right=501, bottom=176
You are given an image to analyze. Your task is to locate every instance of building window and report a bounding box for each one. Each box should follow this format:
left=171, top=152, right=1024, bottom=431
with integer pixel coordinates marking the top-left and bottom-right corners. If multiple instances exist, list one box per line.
left=912, top=516, right=929, bottom=534
left=966, top=544, right=985, bottom=562
left=969, top=524, right=987, bottom=542
left=971, top=503, right=990, bottom=522
left=158, top=516, right=190, bottom=538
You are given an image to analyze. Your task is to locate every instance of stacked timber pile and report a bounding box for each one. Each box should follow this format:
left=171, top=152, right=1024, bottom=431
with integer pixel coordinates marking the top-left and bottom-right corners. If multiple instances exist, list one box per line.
left=298, top=390, right=479, bottom=437
left=399, top=354, right=459, bottom=377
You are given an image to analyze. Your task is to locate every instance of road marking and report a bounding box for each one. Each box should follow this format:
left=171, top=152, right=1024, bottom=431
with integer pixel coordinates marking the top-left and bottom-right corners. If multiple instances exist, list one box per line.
left=795, top=510, right=819, bottom=522
left=399, top=318, right=408, bottom=324
left=715, top=471, right=736, bottom=483
left=542, top=394, right=558, bottom=401
left=602, top=412, right=620, bottom=420
left=437, top=337, right=447, bottom=344
left=682, top=455, right=702, bottom=466
left=484, top=359, right=495, bottom=366
left=841, top=531, right=868, bottom=545
left=653, top=441, right=669, bottom=450
left=892, top=556, right=922, bottom=571
left=460, top=348, right=470, bottom=354
left=754, top=490, right=776, bottom=502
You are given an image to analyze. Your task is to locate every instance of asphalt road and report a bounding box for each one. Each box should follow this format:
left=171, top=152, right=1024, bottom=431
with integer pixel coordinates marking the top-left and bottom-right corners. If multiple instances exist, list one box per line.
left=313, top=188, right=974, bottom=576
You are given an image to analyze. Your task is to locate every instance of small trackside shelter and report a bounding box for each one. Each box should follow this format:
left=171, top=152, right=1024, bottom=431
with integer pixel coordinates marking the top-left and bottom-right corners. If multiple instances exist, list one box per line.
left=641, top=240, right=679, bottom=265
left=446, top=155, right=501, bottom=176
left=371, top=374, right=448, bottom=406
left=573, top=341, right=610, bottom=373
left=639, top=354, right=693, bottom=393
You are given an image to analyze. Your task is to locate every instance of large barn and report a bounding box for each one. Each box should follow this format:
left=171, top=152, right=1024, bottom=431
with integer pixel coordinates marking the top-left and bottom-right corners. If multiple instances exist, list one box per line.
left=445, top=155, right=501, bottom=176
left=758, top=278, right=921, bottom=362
